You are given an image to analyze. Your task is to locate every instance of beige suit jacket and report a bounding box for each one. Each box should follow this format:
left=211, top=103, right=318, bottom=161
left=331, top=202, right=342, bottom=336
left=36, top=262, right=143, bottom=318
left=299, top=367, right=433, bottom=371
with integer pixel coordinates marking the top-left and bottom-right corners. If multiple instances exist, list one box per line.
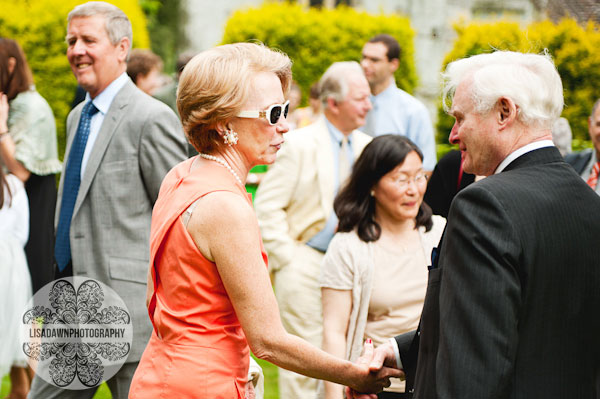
left=254, top=116, right=371, bottom=272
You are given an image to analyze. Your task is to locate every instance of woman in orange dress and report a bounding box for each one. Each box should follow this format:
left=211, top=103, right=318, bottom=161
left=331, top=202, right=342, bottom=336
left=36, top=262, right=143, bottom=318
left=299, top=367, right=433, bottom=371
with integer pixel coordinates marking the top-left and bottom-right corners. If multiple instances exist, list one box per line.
left=128, top=43, right=401, bottom=399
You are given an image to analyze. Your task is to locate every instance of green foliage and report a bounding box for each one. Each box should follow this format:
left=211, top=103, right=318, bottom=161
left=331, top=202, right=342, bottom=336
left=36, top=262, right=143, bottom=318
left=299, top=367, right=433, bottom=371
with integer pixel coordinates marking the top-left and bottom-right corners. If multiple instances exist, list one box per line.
left=143, top=0, right=188, bottom=74
left=0, top=0, right=150, bottom=160
left=222, top=2, right=417, bottom=106
left=436, top=18, right=600, bottom=147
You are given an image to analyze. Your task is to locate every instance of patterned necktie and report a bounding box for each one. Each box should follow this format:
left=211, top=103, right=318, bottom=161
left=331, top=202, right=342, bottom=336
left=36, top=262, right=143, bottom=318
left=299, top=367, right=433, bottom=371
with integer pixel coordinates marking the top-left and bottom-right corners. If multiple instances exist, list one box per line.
left=339, top=136, right=350, bottom=187
left=54, top=101, right=99, bottom=271
left=587, top=161, right=600, bottom=190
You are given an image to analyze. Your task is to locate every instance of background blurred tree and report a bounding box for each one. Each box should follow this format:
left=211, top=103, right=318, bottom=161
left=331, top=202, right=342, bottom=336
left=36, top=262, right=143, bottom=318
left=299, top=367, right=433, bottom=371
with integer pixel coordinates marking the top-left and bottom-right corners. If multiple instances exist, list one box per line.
left=436, top=18, right=600, bottom=152
left=0, top=0, right=150, bottom=159
left=222, top=2, right=417, bottom=107
left=141, top=0, right=188, bottom=74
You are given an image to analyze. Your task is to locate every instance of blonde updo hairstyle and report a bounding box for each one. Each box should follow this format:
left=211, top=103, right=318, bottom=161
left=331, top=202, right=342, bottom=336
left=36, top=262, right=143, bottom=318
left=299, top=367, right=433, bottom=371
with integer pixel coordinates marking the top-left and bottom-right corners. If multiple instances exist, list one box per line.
left=177, top=42, right=292, bottom=153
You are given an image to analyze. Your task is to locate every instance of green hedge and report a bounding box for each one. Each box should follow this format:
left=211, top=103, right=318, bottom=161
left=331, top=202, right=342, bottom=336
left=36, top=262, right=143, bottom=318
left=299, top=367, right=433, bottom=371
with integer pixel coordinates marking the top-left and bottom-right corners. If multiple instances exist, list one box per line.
left=436, top=18, right=600, bottom=151
left=222, top=2, right=417, bottom=106
left=0, top=0, right=150, bottom=160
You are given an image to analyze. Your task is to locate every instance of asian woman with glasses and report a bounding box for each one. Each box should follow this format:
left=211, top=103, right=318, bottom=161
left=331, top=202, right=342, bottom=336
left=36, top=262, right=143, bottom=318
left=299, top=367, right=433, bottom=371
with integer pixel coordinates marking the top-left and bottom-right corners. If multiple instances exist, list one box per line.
left=320, top=134, right=446, bottom=399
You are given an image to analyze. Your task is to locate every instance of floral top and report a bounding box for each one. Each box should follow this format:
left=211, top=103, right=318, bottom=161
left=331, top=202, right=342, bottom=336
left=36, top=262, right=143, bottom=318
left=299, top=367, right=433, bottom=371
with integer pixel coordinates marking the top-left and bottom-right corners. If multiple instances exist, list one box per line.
left=7, top=89, right=61, bottom=176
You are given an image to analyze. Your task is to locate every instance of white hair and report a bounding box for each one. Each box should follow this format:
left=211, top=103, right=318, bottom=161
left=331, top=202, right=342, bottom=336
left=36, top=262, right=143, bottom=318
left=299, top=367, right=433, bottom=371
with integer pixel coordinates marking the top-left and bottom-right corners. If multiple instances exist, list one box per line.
left=68, top=1, right=132, bottom=55
left=319, top=61, right=365, bottom=108
left=442, top=51, right=564, bottom=129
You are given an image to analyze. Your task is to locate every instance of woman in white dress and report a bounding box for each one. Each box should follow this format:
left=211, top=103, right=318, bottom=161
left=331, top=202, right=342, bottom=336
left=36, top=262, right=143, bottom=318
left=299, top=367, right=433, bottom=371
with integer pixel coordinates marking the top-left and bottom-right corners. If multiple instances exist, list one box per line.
left=0, top=165, right=32, bottom=399
left=321, top=135, right=445, bottom=399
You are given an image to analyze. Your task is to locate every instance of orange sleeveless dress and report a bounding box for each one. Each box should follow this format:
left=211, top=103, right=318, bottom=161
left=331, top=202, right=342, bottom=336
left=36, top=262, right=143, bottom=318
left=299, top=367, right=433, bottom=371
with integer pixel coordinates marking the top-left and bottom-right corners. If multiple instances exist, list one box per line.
left=129, top=157, right=268, bottom=399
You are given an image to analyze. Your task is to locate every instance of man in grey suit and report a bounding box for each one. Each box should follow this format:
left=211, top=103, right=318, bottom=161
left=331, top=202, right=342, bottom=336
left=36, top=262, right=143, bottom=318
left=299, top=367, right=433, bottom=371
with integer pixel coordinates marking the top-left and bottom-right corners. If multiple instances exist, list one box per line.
left=349, top=51, right=600, bottom=398
left=29, top=2, right=187, bottom=398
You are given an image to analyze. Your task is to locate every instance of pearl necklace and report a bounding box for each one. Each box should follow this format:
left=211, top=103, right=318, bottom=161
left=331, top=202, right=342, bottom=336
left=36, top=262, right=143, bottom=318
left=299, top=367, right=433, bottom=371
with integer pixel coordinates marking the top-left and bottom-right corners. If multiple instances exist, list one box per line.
left=199, top=153, right=243, bottom=186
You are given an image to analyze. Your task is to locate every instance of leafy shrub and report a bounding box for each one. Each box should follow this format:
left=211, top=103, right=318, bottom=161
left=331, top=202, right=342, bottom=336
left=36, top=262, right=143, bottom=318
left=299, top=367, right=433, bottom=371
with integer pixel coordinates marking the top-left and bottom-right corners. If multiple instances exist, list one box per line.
left=436, top=18, right=600, bottom=150
left=0, top=0, right=150, bottom=159
left=142, top=0, right=187, bottom=74
left=222, top=2, right=417, bottom=106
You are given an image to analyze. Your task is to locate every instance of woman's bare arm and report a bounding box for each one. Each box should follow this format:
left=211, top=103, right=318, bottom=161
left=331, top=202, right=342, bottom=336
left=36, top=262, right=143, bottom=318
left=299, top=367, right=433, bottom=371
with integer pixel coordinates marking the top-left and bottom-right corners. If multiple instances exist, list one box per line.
left=322, top=287, right=352, bottom=399
left=187, top=191, right=400, bottom=393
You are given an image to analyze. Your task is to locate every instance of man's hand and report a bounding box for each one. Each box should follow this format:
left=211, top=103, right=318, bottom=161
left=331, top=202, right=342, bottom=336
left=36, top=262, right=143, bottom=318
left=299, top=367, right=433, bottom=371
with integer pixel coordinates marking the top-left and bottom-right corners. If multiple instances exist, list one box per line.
left=367, top=340, right=399, bottom=372
left=346, top=340, right=404, bottom=398
left=346, top=340, right=404, bottom=399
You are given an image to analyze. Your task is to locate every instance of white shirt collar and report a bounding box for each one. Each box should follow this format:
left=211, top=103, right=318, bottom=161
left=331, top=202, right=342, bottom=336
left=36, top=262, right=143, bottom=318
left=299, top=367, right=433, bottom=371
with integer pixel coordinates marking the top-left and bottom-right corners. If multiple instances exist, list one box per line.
left=84, top=72, right=130, bottom=114
left=494, top=140, right=555, bottom=174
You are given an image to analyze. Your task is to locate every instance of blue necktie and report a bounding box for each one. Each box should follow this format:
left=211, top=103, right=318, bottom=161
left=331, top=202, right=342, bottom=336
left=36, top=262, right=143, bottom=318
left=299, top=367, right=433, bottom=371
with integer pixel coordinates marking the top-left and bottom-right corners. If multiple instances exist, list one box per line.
left=54, top=101, right=98, bottom=271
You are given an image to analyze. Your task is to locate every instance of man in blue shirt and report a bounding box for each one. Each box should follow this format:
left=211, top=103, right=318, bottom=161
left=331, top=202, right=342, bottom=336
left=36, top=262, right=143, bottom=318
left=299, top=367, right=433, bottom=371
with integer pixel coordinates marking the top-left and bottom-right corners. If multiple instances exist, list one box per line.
left=361, top=34, right=437, bottom=172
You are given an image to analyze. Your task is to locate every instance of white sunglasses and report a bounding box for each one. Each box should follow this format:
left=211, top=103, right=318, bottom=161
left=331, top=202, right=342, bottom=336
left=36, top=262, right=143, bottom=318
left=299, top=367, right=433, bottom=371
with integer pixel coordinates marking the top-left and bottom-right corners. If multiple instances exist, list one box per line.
left=237, top=100, right=290, bottom=125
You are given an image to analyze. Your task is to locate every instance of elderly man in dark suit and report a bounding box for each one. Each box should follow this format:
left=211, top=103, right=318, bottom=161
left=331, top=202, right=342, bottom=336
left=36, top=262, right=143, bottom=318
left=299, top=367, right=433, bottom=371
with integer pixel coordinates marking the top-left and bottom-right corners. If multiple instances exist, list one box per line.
left=349, top=51, right=600, bottom=399
left=28, top=2, right=187, bottom=398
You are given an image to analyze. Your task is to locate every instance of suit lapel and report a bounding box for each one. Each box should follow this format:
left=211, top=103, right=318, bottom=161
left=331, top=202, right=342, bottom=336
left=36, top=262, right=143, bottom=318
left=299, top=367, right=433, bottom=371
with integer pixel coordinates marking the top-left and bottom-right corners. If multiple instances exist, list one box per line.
left=350, top=130, right=364, bottom=159
left=314, top=117, right=335, bottom=215
left=73, top=82, right=134, bottom=217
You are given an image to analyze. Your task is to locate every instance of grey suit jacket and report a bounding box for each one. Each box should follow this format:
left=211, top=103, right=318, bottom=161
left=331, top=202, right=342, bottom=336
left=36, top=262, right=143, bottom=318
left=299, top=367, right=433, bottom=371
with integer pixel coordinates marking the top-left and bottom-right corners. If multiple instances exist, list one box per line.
left=56, top=79, right=188, bottom=362
left=565, top=148, right=593, bottom=175
left=397, top=147, right=600, bottom=398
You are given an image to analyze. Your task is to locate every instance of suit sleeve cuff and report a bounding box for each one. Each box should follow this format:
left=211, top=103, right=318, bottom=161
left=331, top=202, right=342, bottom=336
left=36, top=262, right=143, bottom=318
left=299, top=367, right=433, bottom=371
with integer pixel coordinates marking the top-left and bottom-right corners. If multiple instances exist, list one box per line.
left=389, top=337, right=402, bottom=369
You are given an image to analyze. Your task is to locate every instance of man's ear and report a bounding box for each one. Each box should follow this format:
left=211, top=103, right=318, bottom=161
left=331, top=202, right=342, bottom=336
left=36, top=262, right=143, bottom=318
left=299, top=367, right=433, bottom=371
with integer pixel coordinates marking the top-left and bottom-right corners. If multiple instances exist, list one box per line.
left=389, top=58, right=399, bottom=74
left=327, top=97, right=339, bottom=114
left=117, top=37, right=130, bottom=63
left=497, top=97, right=517, bottom=129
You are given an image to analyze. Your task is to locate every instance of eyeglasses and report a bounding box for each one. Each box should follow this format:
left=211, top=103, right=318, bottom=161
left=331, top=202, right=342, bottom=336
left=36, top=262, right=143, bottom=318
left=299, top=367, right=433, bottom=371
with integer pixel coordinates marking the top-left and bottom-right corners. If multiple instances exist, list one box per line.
left=237, top=100, right=290, bottom=125
left=392, top=173, right=428, bottom=189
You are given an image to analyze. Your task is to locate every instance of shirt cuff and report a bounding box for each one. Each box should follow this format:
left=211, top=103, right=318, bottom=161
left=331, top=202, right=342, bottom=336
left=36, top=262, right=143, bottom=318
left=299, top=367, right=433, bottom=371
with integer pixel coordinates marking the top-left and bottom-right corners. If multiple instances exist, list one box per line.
left=389, top=337, right=403, bottom=369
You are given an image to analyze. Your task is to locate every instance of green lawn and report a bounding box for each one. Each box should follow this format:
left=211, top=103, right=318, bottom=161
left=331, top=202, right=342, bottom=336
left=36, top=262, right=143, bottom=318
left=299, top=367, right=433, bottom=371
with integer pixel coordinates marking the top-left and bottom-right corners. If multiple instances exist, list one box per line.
left=1, top=359, right=279, bottom=398
left=0, top=375, right=112, bottom=398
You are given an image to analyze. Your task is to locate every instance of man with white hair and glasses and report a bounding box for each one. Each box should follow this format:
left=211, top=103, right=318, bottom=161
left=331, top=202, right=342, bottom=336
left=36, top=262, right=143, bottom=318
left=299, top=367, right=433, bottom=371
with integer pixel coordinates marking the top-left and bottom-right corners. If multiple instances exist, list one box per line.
left=348, top=50, right=600, bottom=399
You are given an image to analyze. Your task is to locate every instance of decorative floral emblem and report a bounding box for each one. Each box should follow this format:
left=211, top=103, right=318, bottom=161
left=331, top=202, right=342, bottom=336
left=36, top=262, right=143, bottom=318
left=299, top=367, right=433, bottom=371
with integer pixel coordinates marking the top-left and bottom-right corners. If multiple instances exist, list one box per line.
left=21, top=277, right=132, bottom=389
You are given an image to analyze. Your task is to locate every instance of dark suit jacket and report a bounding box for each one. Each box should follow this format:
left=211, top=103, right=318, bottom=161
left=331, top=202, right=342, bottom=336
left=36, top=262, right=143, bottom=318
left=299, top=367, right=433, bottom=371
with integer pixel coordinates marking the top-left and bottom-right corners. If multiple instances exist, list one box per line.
left=565, top=148, right=593, bottom=175
left=396, top=147, right=600, bottom=398
left=424, top=150, right=475, bottom=218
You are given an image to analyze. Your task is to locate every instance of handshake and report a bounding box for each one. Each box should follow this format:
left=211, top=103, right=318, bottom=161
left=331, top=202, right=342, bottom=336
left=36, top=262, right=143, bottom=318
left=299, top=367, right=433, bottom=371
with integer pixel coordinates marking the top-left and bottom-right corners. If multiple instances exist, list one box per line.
left=345, top=339, right=404, bottom=399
